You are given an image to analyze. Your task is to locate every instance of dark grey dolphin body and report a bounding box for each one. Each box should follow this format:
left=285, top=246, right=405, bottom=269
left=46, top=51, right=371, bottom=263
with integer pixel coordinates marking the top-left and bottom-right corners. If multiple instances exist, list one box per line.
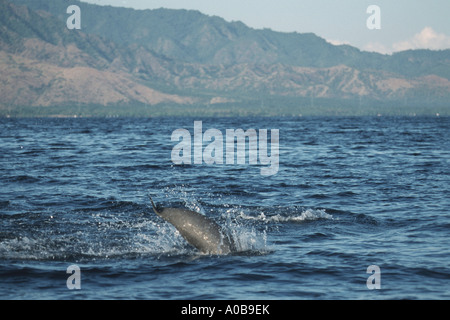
left=150, top=197, right=235, bottom=255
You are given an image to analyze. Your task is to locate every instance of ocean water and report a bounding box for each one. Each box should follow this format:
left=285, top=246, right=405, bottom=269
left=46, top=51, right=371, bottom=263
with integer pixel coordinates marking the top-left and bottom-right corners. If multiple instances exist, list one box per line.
left=0, top=116, right=449, bottom=300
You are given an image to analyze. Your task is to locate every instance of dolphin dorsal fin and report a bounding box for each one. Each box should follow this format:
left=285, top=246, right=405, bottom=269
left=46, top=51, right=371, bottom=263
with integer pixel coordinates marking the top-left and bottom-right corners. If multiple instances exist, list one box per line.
left=149, top=195, right=161, bottom=215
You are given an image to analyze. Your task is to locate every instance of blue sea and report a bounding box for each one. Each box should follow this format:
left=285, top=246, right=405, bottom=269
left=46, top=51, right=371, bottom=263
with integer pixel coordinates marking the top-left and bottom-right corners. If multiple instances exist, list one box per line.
left=0, top=116, right=449, bottom=300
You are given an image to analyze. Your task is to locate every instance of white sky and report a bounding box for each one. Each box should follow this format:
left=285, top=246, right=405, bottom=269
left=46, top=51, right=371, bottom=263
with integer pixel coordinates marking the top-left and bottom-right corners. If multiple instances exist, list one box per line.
left=82, top=0, right=450, bottom=54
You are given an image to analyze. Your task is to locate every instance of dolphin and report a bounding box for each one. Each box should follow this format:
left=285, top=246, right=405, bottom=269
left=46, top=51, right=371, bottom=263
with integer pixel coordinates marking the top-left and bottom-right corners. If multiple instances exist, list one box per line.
left=149, top=196, right=235, bottom=255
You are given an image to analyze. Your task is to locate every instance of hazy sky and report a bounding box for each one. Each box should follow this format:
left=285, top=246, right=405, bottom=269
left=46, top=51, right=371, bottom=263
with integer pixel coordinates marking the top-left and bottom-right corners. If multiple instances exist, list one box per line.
left=82, top=0, right=450, bottom=54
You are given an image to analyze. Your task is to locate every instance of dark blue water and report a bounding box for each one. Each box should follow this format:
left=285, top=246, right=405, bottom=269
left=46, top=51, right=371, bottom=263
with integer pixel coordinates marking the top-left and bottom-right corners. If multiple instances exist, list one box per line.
left=0, top=116, right=449, bottom=300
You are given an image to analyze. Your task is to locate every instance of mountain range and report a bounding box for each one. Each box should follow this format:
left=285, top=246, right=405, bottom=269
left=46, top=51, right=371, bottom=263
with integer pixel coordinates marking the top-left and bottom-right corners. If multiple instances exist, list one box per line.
left=1, top=0, right=449, bottom=116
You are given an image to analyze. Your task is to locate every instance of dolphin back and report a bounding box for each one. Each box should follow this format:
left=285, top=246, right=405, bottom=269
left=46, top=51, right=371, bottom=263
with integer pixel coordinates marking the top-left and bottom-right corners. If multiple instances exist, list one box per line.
left=158, top=207, right=233, bottom=255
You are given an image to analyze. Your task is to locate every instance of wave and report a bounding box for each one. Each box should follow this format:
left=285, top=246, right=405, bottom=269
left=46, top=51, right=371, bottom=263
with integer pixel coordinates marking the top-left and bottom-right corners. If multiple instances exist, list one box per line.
left=0, top=201, right=10, bottom=209
left=2, top=175, right=40, bottom=183
left=233, top=208, right=334, bottom=223
left=0, top=226, right=190, bottom=262
left=0, top=191, right=382, bottom=263
left=0, top=201, right=272, bottom=261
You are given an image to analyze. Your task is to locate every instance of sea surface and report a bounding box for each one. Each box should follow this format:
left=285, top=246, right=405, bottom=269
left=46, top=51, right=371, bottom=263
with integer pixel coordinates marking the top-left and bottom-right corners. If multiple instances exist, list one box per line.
left=0, top=116, right=449, bottom=300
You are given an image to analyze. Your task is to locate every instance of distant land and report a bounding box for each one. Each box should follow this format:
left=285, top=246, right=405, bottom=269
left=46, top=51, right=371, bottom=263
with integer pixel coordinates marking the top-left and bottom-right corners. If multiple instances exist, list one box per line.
left=1, top=0, right=449, bottom=117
